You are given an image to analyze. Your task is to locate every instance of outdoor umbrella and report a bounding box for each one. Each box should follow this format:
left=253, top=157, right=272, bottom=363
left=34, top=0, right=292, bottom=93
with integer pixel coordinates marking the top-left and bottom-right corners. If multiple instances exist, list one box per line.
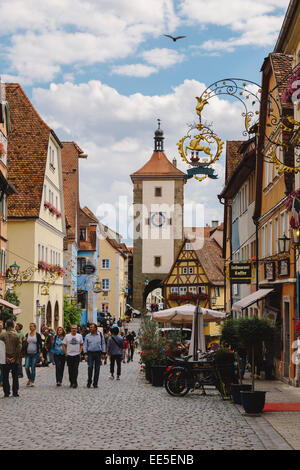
left=188, top=306, right=227, bottom=360
left=151, top=304, right=196, bottom=323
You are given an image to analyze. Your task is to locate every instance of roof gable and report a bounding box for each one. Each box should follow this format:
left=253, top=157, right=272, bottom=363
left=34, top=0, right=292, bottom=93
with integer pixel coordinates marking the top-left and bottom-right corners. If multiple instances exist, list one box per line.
left=6, top=83, right=52, bottom=218
left=131, top=151, right=185, bottom=180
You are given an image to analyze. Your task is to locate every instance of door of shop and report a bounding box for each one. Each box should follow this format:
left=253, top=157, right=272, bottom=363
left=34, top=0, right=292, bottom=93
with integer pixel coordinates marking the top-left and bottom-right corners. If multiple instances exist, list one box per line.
left=283, top=301, right=290, bottom=378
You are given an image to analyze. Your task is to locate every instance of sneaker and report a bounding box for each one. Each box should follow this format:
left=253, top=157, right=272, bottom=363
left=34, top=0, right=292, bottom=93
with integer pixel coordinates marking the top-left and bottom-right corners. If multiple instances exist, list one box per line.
left=30, top=383, right=34, bottom=387
left=13, top=393, right=19, bottom=397
left=27, top=380, right=31, bottom=386
left=116, top=376, right=120, bottom=380
left=56, top=383, right=61, bottom=387
left=93, top=384, right=98, bottom=388
left=87, top=383, right=91, bottom=388
left=110, top=375, right=114, bottom=380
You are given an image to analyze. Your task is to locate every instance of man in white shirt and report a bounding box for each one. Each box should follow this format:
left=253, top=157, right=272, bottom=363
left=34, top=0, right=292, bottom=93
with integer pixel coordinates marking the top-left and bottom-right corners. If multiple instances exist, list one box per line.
left=63, top=325, right=83, bottom=388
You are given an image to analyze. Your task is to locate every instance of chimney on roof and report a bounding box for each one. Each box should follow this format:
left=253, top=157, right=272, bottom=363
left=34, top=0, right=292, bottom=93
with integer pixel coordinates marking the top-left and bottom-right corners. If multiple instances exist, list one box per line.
left=212, top=220, right=219, bottom=229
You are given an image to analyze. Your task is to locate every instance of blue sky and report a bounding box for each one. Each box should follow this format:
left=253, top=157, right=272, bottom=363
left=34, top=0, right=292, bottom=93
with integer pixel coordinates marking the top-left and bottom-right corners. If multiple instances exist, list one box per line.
left=0, top=0, right=290, bottom=243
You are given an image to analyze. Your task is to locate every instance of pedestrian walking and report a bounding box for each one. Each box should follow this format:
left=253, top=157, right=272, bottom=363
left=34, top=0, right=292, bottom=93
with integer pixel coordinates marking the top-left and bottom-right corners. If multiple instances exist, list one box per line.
left=63, top=325, right=83, bottom=388
left=122, top=334, right=130, bottom=363
left=108, top=327, right=124, bottom=380
left=24, top=323, right=43, bottom=387
left=127, top=331, right=135, bottom=362
left=123, top=320, right=129, bottom=335
left=83, top=323, right=106, bottom=388
left=50, top=327, right=66, bottom=386
left=0, top=319, right=22, bottom=397
left=42, top=328, right=53, bottom=366
left=15, top=323, right=24, bottom=377
left=0, top=320, right=4, bottom=386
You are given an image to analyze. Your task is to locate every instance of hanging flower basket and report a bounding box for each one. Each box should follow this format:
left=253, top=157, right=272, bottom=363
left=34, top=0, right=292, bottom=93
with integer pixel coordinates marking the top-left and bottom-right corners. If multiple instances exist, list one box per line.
left=282, top=66, right=300, bottom=105
left=286, top=190, right=300, bottom=229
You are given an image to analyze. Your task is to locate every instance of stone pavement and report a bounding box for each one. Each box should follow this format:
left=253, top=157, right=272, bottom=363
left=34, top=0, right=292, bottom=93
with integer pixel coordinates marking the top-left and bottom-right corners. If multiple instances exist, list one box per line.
left=0, top=355, right=294, bottom=450
left=243, top=375, right=300, bottom=450
left=0, top=318, right=297, bottom=450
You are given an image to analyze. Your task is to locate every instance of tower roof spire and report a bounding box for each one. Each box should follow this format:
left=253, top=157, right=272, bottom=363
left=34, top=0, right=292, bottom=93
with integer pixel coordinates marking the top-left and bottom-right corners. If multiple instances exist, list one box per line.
left=154, top=118, right=164, bottom=151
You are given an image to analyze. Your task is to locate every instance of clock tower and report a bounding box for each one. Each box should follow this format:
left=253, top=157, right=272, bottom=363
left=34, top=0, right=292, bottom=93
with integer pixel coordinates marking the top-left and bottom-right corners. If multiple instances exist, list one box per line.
left=130, top=121, right=185, bottom=311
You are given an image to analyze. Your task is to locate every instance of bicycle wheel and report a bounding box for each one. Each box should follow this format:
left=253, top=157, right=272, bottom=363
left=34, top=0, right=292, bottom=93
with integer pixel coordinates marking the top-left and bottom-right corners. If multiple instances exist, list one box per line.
left=165, top=370, right=190, bottom=397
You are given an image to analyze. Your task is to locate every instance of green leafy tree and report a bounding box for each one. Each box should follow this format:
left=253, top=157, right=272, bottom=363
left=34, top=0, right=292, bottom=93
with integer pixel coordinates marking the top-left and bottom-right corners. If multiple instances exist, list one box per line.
left=0, top=290, right=20, bottom=323
left=222, top=316, right=275, bottom=391
left=63, top=295, right=82, bottom=329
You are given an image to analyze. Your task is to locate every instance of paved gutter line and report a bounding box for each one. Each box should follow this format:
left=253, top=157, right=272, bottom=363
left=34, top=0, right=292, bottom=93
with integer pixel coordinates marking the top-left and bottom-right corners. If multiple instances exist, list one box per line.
left=235, top=404, right=293, bottom=450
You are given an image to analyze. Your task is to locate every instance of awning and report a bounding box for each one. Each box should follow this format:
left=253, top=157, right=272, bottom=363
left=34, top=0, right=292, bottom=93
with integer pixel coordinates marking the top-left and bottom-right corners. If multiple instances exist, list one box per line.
left=0, top=298, right=22, bottom=315
left=232, top=289, right=274, bottom=313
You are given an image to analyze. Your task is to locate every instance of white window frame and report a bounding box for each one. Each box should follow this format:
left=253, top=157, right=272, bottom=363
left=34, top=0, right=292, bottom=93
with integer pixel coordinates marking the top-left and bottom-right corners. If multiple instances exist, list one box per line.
left=101, top=259, right=110, bottom=269
left=170, top=287, right=178, bottom=294
left=189, top=267, right=194, bottom=274
left=185, top=243, right=191, bottom=250
left=189, top=286, right=197, bottom=294
left=179, top=286, right=187, bottom=296
left=102, top=279, right=110, bottom=291
left=182, top=267, right=188, bottom=275
left=101, top=303, right=110, bottom=312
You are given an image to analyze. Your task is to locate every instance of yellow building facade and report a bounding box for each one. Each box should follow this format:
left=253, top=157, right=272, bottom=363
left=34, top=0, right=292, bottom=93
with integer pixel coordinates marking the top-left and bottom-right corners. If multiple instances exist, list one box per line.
left=97, top=225, right=128, bottom=321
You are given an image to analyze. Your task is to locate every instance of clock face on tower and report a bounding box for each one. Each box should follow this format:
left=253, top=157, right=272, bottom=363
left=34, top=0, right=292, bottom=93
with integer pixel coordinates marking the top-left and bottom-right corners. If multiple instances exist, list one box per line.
left=150, top=212, right=166, bottom=227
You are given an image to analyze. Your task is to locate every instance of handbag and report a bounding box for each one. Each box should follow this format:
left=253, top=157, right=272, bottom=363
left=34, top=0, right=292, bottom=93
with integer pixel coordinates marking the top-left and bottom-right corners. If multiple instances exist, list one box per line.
left=21, top=338, right=28, bottom=358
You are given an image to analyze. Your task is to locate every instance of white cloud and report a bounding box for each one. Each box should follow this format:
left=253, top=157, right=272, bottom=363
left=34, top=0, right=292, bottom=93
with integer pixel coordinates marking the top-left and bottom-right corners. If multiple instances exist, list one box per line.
left=141, top=48, right=185, bottom=69
left=0, top=0, right=180, bottom=84
left=111, top=64, right=158, bottom=78
left=180, top=0, right=289, bottom=52
left=32, top=79, right=249, bottom=237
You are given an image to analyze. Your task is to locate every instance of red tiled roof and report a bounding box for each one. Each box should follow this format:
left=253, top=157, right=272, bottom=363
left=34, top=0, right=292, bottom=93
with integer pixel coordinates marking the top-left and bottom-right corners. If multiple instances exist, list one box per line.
left=195, top=239, right=224, bottom=286
left=269, top=53, right=293, bottom=103
left=225, top=141, right=244, bottom=185
left=62, top=142, right=84, bottom=242
left=131, top=151, right=185, bottom=179
left=5, top=83, right=55, bottom=218
left=82, top=206, right=99, bottom=224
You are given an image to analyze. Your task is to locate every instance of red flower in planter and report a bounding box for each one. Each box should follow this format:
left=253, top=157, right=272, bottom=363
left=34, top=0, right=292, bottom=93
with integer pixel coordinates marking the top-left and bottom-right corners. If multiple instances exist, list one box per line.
left=296, top=320, right=300, bottom=336
left=282, top=66, right=300, bottom=105
left=0, top=142, right=6, bottom=158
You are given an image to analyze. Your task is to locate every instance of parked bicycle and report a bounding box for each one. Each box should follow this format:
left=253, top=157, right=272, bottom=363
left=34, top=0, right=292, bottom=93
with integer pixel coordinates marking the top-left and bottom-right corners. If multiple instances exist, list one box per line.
left=164, top=350, right=238, bottom=399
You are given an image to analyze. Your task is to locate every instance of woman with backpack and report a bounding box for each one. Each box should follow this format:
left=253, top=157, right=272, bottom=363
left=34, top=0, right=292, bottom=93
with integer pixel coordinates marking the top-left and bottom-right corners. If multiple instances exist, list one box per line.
left=50, top=327, right=66, bottom=386
left=107, top=327, right=124, bottom=380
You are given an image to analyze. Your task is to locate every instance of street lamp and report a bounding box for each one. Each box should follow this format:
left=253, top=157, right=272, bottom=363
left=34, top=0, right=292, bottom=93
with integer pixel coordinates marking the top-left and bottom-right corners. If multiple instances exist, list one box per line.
left=144, top=278, right=149, bottom=286
left=278, top=233, right=291, bottom=254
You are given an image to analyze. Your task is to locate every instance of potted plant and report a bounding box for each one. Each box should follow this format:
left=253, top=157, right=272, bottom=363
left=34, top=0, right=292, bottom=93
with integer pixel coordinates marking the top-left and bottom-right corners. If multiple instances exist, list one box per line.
left=138, top=315, right=169, bottom=386
left=221, top=319, right=252, bottom=404
left=237, top=317, right=275, bottom=414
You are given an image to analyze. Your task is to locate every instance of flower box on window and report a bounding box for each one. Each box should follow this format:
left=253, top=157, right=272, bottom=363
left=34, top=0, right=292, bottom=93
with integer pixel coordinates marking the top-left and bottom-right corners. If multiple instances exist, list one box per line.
left=282, top=66, right=300, bottom=105
left=0, top=142, right=5, bottom=158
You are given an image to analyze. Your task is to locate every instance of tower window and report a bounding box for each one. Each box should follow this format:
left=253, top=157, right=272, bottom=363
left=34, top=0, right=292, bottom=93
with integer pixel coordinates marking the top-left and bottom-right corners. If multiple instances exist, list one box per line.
left=154, top=256, right=161, bottom=267
left=155, top=187, right=162, bottom=197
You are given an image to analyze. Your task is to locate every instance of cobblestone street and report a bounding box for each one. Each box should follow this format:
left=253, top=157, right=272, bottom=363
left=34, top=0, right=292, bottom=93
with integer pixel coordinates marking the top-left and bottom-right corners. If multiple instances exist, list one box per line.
left=0, top=324, right=294, bottom=450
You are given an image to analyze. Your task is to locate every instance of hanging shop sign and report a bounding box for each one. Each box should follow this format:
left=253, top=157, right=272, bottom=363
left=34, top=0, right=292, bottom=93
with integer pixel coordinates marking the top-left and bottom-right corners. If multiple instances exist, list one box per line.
left=229, top=262, right=252, bottom=284
left=264, top=262, right=276, bottom=282
left=83, top=264, right=96, bottom=275
left=278, top=258, right=290, bottom=277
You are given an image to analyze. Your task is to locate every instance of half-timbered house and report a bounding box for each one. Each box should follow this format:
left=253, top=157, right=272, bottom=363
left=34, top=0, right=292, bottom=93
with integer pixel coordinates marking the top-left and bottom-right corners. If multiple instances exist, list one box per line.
left=162, top=237, right=225, bottom=342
